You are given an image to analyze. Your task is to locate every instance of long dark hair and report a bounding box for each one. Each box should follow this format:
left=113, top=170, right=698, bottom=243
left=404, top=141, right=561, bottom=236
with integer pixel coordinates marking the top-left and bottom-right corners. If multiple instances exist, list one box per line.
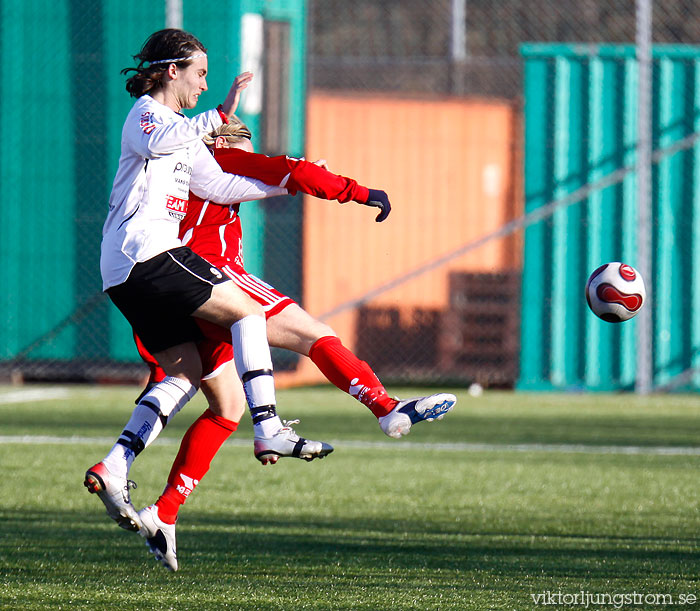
left=121, top=29, right=207, bottom=98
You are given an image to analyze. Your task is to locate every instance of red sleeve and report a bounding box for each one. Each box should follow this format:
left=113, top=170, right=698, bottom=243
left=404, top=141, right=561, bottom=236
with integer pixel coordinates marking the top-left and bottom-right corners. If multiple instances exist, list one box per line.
left=213, top=149, right=369, bottom=204
left=286, top=160, right=369, bottom=204
left=216, top=105, right=229, bottom=124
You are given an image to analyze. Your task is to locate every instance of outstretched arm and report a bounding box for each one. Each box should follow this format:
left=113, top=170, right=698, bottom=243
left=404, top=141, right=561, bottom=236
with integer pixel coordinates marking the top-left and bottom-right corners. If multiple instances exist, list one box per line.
left=214, top=149, right=392, bottom=222
left=190, top=141, right=287, bottom=204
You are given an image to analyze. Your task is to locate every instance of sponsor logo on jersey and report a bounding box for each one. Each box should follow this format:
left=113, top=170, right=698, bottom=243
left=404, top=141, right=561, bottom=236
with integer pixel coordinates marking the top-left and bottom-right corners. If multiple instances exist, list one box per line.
left=173, top=162, right=193, bottom=176
left=234, top=240, right=244, bottom=268
left=166, top=195, right=188, bottom=220
left=140, top=111, right=156, bottom=134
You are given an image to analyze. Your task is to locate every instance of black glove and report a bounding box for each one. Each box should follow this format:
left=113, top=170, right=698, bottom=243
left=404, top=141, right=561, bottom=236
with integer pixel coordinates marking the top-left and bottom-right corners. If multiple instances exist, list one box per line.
left=362, top=189, right=391, bottom=222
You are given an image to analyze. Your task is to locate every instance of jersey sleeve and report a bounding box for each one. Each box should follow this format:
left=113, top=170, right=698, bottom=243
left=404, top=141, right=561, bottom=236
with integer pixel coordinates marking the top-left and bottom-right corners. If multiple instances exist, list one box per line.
left=214, top=149, right=370, bottom=204
left=190, top=141, right=287, bottom=204
left=127, top=105, right=223, bottom=159
left=286, top=158, right=369, bottom=203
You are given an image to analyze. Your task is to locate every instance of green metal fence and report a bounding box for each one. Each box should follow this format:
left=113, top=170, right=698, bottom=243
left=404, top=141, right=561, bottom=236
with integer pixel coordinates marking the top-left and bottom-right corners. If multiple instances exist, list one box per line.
left=0, top=0, right=306, bottom=378
left=519, top=43, right=700, bottom=391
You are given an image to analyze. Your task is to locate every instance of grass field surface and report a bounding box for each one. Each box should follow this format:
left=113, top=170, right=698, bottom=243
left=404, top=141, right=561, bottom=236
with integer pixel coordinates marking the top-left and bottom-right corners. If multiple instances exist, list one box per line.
left=0, top=385, right=698, bottom=610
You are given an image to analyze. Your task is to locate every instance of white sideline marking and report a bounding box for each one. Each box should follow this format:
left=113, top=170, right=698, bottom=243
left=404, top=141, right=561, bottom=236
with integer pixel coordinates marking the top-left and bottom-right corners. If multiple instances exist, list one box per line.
left=0, top=435, right=698, bottom=456
left=0, top=388, right=70, bottom=404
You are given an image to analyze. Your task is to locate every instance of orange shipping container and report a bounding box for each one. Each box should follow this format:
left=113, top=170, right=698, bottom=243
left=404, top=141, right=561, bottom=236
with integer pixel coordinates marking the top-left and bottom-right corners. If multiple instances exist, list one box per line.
left=277, top=92, right=521, bottom=387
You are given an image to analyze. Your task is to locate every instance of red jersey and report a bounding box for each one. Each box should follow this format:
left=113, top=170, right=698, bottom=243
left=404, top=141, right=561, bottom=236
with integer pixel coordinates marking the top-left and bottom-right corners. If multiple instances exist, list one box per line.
left=137, top=150, right=371, bottom=382
left=180, top=148, right=370, bottom=272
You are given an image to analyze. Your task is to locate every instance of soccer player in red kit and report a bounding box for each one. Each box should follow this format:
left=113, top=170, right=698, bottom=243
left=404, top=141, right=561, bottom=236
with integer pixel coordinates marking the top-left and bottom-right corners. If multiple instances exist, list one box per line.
left=135, top=116, right=457, bottom=571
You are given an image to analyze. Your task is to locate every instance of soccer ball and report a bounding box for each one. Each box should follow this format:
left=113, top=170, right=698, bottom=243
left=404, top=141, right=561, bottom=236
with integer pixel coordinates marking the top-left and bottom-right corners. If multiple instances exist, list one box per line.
left=585, top=262, right=646, bottom=323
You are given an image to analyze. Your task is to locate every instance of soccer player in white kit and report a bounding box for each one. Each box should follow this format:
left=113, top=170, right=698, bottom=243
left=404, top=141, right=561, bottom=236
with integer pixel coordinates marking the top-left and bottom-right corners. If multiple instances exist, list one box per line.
left=84, top=29, right=328, bottom=533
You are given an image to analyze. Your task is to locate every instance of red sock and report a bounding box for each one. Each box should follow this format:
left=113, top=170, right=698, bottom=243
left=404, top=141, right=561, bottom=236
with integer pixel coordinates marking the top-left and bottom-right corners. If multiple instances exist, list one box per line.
left=308, top=336, right=397, bottom=418
left=154, top=409, right=238, bottom=524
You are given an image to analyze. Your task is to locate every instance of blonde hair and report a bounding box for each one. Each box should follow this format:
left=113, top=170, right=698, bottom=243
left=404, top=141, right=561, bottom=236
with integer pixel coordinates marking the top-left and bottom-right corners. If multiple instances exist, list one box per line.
left=202, top=116, right=252, bottom=146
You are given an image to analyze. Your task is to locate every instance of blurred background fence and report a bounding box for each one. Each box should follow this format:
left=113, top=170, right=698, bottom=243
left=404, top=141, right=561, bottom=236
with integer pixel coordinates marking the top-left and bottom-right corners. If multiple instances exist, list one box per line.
left=2, top=0, right=700, bottom=392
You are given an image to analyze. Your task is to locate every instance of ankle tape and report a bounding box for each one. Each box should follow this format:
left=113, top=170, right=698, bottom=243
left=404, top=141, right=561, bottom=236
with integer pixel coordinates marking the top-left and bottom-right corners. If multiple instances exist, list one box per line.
left=117, top=430, right=146, bottom=456
left=241, top=368, right=273, bottom=383
left=250, top=405, right=277, bottom=424
left=140, top=398, right=168, bottom=427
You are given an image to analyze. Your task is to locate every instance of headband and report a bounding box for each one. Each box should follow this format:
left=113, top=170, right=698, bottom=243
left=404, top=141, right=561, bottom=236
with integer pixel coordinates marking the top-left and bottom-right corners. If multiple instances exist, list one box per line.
left=148, top=52, right=207, bottom=65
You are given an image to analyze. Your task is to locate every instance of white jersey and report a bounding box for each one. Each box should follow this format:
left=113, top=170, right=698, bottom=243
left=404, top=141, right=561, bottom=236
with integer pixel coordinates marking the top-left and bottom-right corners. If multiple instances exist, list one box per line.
left=100, top=95, right=287, bottom=290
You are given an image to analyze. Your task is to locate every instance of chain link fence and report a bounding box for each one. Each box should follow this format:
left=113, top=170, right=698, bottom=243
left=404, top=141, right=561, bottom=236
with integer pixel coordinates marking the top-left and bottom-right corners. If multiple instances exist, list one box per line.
left=306, top=0, right=700, bottom=391
left=2, top=1, right=699, bottom=391
left=310, top=0, right=700, bottom=97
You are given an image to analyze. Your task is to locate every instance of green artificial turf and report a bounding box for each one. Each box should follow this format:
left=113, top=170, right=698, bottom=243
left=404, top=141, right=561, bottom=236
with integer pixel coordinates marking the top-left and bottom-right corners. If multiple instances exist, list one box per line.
left=0, top=385, right=698, bottom=609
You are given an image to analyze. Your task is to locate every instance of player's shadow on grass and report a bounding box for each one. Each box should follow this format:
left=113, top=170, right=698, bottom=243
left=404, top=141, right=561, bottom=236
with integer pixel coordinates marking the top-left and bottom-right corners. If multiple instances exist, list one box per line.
left=4, top=509, right=697, bottom=581
left=191, top=513, right=700, bottom=577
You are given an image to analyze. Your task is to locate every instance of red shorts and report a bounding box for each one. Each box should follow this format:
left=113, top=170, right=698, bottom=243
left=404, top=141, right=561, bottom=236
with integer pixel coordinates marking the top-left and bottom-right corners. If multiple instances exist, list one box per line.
left=135, top=269, right=295, bottom=382
left=220, top=265, right=295, bottom=318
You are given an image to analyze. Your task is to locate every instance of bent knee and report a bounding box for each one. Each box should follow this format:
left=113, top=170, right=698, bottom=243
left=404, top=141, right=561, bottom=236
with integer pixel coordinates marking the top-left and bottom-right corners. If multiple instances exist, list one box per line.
left=300, top=322, right=337, bottom=354
left=314, top=322, right=336, bottom=340
left=239, top=300, right=265, bottom=318
left=205, top=282, right=265, bottom=323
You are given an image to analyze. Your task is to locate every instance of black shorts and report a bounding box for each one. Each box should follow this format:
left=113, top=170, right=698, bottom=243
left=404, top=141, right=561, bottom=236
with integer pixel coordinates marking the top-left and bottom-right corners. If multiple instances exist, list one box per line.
left=107, top=247, right=230, bottom=354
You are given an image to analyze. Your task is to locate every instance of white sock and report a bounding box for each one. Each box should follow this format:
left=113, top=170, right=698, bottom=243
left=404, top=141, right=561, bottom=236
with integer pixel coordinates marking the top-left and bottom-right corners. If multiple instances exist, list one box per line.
left=231, top=315, right=281, bottom=437
left=254, top=414, right=284, bottom=438
left=102, top=376, right=197, bottom=478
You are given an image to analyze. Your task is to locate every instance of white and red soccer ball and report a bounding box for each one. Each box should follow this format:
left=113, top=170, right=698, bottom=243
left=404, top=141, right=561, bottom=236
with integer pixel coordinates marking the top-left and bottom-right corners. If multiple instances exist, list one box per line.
left=585, top=262, right=646, bottom=323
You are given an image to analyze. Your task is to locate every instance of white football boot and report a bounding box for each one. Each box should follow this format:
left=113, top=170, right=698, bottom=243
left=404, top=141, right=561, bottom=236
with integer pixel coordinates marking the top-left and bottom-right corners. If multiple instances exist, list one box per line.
left=138, top=505, right=178, bottom=572
left=254, top=420, right=334, bottom=465
left=378, top=393, right=457, bottom=439
left=84, top=462, right=141, bottom=532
